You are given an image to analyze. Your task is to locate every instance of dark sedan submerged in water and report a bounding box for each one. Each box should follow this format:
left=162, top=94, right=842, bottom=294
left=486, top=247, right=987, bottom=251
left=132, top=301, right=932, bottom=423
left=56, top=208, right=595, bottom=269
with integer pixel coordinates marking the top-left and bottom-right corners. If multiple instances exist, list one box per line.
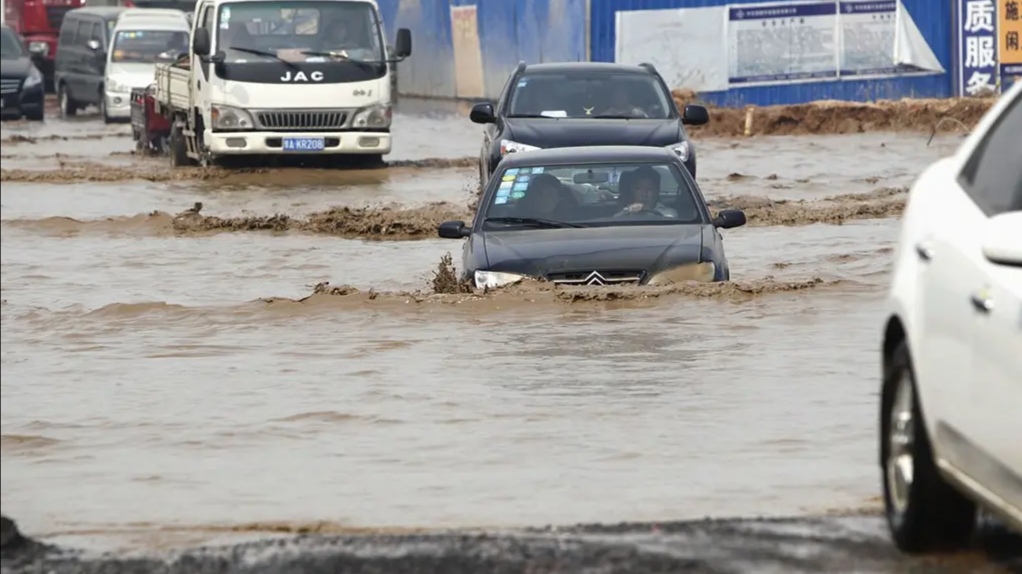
left=1, top=24, right=45, bottom=122
left=438, top=146, right=746, bottom=290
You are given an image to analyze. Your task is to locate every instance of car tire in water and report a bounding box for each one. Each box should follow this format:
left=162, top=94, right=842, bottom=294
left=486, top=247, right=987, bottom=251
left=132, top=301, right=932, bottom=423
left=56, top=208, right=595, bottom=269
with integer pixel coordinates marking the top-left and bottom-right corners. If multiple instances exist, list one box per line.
left=168, top=122, right=192, bottom=167
left=58, top=83, right=77, bottom=118
left=880, top=340, right=977, bottom=553
left=100, top=92, right=111, bottom=124
left=26, top=107, right=44, bottom=122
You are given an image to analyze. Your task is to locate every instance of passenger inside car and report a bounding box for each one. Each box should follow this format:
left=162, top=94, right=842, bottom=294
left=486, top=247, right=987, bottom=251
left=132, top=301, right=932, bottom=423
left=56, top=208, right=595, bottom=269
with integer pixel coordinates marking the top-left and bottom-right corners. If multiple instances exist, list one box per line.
left=600, top=85, right=648, bottom=118
left=514, top=174, right=579, bottom=219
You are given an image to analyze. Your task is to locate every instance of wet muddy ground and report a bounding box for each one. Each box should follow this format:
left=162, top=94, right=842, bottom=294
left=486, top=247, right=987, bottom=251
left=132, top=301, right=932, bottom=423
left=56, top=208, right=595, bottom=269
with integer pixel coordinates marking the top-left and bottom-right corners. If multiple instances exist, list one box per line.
left=2, top=96, right=1017, bottom=571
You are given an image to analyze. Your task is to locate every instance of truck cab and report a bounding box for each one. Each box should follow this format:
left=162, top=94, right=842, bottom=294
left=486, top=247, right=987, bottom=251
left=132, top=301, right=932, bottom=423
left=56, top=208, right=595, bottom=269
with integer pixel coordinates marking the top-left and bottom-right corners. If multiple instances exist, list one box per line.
left=157, top=0, right=411, bottom=166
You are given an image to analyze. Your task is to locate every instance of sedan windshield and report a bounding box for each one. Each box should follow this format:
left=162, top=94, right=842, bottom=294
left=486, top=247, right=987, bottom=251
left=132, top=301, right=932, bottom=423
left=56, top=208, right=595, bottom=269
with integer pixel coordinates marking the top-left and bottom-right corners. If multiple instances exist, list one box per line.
left=508, top=73, right=673, bottom=119
left=483, top=161, right=707, bottom=228
left=111, top=30, right=189, bottom=63
left=1, top=29, right=24, bottom=60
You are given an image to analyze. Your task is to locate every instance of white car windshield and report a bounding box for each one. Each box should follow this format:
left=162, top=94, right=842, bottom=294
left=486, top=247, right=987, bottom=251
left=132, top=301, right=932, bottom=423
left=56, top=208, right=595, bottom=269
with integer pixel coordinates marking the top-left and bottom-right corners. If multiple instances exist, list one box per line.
left=215, top=0, right=384, bottom=63
left=483, top=161, right=706, bottom=227
left=111, top=30, right=189, bottom=62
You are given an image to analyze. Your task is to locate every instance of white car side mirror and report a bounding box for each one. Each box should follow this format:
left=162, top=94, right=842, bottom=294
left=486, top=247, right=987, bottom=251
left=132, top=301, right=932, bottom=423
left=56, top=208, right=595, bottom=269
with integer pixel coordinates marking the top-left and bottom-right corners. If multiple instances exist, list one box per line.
left=981, top=211, right=1022, bottom=267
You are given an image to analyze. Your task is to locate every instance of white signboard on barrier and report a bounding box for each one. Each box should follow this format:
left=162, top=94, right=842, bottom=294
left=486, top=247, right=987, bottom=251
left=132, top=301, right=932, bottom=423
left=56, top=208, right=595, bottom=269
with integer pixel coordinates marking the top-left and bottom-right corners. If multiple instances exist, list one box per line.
left=727, top=1, right=839, bottom=85
left=839, top=0, right=899, bottom=75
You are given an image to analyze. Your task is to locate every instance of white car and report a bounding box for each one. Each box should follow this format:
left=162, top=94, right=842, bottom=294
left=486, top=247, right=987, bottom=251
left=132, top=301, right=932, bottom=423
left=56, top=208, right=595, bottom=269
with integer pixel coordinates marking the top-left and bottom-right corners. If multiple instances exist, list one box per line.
left=880, top=80, right=1021, bottom=552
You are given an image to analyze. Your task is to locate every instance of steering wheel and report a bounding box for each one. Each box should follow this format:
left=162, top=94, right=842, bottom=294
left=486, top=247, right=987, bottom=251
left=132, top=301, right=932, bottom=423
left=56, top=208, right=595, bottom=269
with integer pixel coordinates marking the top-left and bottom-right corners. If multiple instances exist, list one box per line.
left=615, top=207, right=663, bottom=217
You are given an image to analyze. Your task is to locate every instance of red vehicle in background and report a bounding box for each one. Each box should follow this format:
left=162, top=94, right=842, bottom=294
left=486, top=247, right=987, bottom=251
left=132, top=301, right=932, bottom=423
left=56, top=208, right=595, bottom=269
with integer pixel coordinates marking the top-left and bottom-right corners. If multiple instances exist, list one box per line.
left=4, top=0, right=194, bottom=92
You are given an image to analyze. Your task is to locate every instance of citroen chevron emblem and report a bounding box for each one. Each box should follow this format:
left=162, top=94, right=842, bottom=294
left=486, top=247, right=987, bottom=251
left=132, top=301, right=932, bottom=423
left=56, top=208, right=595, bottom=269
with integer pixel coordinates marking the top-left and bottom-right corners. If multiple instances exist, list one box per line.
left=584, top=271, right=607, bottom=286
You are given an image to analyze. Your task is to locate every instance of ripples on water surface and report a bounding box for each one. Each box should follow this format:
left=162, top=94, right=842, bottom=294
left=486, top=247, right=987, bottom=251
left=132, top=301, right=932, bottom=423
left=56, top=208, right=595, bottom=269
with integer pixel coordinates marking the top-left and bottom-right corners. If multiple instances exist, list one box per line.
left=0, top=107, right=964, bottom=550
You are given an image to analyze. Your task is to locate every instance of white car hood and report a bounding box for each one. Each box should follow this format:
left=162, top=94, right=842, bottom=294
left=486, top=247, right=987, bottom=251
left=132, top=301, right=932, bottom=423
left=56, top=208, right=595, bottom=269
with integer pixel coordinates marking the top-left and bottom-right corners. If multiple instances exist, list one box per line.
left=212, top=78, right=389, bottom=109
left=107, top=63, right=158, bottom=89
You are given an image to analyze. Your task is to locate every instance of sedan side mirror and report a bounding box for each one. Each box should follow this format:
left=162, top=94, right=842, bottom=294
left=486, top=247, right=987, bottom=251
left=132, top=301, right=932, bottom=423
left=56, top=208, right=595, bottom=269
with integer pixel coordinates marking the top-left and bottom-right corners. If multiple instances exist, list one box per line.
left=438, top=220, right=471, bottom=239
left=981, top=211, right=1022, bottom=266
left=682, top=104, right=709, bottom=126
left=394, top=28, right=412, bottom=59
left=713, top=209, right=746, bottom=229
left=470, top=102, right=496, bottom=124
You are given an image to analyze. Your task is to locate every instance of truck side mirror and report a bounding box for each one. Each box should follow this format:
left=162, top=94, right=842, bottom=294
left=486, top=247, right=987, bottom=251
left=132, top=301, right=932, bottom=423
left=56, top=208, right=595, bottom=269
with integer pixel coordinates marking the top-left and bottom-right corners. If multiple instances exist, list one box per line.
left=192, top=27, right=211, bottom=56
left=394, top=28, right=411, bottom=59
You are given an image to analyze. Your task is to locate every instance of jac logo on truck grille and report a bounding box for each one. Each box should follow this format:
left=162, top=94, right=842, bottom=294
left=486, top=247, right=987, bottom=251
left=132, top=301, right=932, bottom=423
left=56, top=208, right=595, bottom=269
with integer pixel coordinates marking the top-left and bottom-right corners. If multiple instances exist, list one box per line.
left=280, top=71, right=325, bottom=82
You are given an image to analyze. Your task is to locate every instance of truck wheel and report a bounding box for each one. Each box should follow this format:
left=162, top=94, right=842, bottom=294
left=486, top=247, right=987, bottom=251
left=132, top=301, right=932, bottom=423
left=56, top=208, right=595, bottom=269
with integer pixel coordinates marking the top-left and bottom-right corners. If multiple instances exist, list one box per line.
left=168, top=123, right=193, bottom=167
left=58, top=83, right=78, bottom=118
left=880, top=341, right=976, bottom=553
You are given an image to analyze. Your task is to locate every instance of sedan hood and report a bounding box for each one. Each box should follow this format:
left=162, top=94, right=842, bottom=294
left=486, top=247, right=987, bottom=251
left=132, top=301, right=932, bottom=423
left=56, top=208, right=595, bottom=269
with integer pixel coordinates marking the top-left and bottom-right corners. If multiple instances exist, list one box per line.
left=482, top=225, right=705, bottom=279
left=505, top=118, right=682, bottom=148
left=0, top=57, right=33, bottom=78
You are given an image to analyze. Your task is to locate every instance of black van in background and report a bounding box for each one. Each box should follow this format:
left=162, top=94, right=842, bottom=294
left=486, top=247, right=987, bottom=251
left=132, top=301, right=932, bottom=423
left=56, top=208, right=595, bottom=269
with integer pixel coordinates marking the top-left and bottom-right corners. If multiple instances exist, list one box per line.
left=53, top=6, right=126, bottom=118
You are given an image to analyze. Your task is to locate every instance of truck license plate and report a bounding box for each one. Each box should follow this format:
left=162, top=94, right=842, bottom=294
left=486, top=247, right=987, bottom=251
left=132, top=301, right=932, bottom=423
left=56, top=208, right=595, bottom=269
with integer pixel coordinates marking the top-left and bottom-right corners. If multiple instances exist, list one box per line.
left=283, top=137, right=325, bottom=151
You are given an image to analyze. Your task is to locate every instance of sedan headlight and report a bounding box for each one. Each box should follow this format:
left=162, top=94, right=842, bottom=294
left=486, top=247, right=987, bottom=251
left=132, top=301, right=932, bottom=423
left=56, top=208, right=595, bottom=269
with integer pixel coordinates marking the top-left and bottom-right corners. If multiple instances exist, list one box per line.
left=647, top=261, right=716, bottom=285
left=666, top=141, right=690, bottom=162
left=351, top=104, right=392, bottom=129
left=23, top=66, right=43, bottom=88
left=211, top=104, right=256, bottom=130
left=474, top=270, right=526, bottom=290
left=500, top=139, right=540, bottom=156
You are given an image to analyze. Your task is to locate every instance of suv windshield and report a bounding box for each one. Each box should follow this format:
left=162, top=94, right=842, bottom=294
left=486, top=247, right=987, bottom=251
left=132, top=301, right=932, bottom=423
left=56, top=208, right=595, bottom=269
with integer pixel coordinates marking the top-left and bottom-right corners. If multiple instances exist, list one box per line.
left=483, top=161, right=706, bottom=228
left=1, top=28, right=24, bottom=59
left=111, top=30, right=189, bottom=62
left=216, top=0, right=384, bottom=63
left=508, top=72, right=673, bottom=119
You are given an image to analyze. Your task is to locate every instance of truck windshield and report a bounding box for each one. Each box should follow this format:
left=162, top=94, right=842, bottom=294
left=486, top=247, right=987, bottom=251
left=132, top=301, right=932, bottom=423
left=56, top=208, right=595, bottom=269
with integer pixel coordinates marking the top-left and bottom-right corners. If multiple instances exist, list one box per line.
left=111, top=30, right=189, bottom=62
left=216, top=1, right=384, bottom=63
left=1, top=29, right=25, bottom=59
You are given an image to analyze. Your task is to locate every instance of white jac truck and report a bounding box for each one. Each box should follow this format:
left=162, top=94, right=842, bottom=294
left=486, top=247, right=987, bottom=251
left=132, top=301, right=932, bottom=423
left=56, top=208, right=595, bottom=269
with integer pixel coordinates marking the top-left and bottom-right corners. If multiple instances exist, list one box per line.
left=151, top=0, right=410, bottom=166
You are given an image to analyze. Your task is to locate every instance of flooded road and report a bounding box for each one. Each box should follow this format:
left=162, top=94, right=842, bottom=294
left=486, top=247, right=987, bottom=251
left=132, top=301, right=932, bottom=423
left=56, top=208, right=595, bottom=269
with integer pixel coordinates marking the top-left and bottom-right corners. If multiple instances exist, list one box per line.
left=0, top=100, right=976, bottom=554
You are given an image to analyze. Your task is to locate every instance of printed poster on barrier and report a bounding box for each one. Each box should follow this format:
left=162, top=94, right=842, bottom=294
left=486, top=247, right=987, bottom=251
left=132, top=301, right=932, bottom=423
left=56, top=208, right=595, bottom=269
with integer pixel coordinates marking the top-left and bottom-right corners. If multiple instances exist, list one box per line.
left=728, top=1, right=839, bottom=86
left=957, top=0, right=999, bottom=95
left=838, top=1, right=898, bottom=76
left=999, top=0, right=1021, bottom=88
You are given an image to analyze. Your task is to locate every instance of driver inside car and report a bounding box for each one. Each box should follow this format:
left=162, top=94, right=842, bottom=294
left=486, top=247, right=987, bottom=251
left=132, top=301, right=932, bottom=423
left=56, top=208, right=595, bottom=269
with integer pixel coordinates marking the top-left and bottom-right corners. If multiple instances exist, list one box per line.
left=600, top=84, right=648, bottom=118
left=614, top=166, right=678, bottom=218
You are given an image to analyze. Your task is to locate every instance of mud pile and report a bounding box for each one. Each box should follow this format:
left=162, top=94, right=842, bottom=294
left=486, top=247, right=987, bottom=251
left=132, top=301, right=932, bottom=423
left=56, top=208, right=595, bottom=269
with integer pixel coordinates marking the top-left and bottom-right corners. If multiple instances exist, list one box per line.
left=3, top=513, right=1019, bottom=574
left=0, top=133, right=113, bottom=146
left=673, top=90, right=998, bottom=137
left=710, top=186, right=908, bottom=226
left=3, top=187, right=907, bottom=241
left=0, top=157, right=477, bottom=183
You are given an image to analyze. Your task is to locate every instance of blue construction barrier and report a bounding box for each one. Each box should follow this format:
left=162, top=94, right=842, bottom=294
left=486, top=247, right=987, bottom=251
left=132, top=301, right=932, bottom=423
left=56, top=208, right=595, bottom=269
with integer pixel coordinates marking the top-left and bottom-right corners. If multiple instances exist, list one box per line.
left=376, top=0, right=1015, bottom=105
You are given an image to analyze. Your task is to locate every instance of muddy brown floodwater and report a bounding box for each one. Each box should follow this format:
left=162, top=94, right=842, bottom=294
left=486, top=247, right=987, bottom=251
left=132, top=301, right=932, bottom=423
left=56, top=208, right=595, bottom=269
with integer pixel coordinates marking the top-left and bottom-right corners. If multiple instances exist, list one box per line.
left=1, top=97, right=1015, bottom=571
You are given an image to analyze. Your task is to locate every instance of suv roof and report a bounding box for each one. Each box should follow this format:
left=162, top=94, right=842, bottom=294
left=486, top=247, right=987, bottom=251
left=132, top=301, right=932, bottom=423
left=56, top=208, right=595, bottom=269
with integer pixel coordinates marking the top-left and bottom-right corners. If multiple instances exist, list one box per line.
left=521, top=62, right=655, bottom=76
left=66, top=7, right=129, bottom=19
left=498, top=145, right=677, bottom=168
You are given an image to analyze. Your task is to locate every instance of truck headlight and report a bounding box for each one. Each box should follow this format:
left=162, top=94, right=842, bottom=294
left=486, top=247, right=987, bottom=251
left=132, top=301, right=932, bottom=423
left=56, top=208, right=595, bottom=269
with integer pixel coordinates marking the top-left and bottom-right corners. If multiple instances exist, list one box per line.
left=646, top=262, right=716, bottom=285
left=28, top=41, right=49, bottom=56
left=500, top=139, right=540, bottom=156
left=23, top=66, right=43, bottom=88
left=474, top=270, right=525, bottom=290
left=211, top=104, right=255, bottom=130
left=351, top=104, right=391, bottom=128
left=666, top=141, right=690, bottom=162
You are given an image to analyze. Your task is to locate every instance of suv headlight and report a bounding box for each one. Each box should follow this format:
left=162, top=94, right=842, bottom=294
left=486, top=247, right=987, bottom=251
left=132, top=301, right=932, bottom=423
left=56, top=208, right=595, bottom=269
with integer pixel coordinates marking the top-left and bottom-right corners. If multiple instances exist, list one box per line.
left=352, top=104, right=391, bottom=129
left=106, top=77, right=128, bottom=93
left=474, top=270, right=525, bottom=290
left=647, top=261, right=715, bottom=285
left=211, top=104, right=256, bottom=131
left=666, top=141, right=690, bottom=162
left=23, top=66, right=43, bottom=88
left=500, top=139, right=540, bottom=156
